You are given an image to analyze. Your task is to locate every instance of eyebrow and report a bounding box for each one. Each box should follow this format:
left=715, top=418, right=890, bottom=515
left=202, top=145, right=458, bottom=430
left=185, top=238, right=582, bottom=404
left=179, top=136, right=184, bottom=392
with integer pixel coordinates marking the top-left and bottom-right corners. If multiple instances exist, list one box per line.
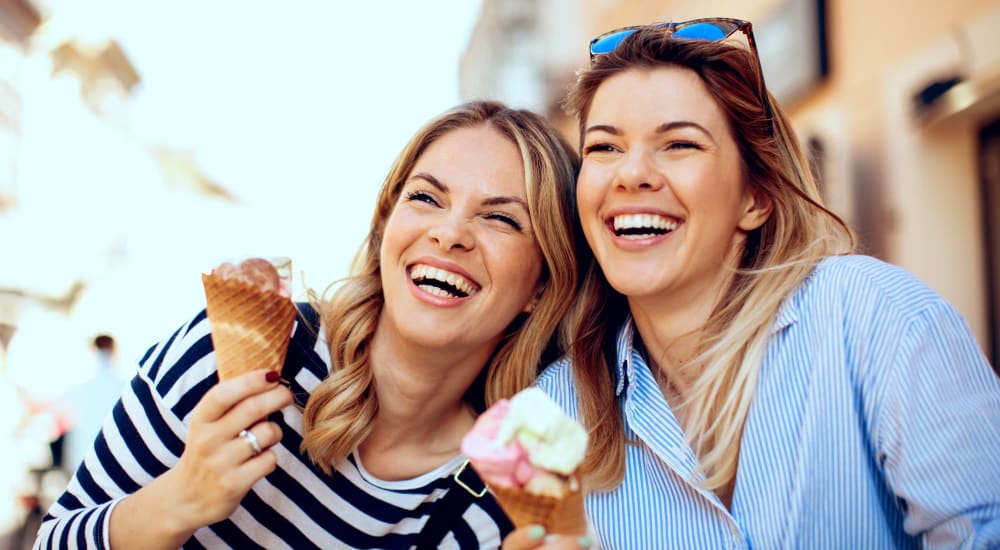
left=408, top=172, right=530, bottom=211
left=584, top=120, right=716, bottom=143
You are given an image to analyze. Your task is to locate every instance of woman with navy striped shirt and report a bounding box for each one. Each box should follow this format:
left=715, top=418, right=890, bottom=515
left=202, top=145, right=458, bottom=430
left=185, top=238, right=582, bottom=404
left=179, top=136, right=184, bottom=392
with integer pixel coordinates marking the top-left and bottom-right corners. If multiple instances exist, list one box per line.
left=35, top=101, right=581, bottom=549
left=508, top=20, right=1000, bottom=549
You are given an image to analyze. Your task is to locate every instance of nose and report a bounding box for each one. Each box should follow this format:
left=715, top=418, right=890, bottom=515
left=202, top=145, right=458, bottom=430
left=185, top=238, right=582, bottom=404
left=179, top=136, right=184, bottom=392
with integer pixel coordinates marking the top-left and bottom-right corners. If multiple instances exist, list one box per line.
left=615, top=149, right=665, bottom=192
left=428, top=212, right=475, bottom=251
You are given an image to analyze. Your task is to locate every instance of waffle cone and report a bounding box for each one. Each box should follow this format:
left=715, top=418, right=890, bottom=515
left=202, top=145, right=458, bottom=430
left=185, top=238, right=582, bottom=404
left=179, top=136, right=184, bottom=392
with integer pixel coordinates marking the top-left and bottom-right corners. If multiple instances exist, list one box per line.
left=202, top=272, right=297, bottom=380
left=489, top=478, right=587, bottom=535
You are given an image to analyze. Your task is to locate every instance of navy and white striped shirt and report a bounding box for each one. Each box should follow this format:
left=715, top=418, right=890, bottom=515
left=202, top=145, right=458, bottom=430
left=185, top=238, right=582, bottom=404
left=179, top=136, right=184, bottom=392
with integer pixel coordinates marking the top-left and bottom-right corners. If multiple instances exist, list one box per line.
left=34, top=307, right=511, bottom=549
left=537, top=255, right=1000, bottom=549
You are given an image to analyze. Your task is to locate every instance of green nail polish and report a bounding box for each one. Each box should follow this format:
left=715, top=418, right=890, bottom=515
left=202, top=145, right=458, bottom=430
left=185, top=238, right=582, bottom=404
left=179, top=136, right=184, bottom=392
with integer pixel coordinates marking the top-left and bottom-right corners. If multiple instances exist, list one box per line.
left=528, top=525, right=546, bottom=540
left=578, top=535, right=593, bottom=548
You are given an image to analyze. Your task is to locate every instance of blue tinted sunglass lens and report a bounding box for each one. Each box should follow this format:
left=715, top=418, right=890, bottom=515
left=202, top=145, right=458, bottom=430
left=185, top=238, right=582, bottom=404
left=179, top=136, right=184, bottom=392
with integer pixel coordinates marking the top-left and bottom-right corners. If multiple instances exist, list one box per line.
left=672, top=22, right=730, bottom=41
left=591, top=29, right=637, bottom=55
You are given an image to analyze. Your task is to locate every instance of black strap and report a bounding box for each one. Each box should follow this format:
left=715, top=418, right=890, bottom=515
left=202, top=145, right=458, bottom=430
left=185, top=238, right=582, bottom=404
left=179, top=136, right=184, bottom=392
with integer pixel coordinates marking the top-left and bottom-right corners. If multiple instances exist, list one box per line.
left=279, top=302, right=322, bottom=410
left=413, top=460, right=491, bottom=549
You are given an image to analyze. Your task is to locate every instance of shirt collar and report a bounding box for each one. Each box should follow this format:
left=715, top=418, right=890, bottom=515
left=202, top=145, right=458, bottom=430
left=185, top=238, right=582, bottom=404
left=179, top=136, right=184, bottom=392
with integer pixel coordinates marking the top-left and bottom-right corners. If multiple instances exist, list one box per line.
left=771, top=292, right=799, bottom=335
left=613, top=296, right=801, bottom=396
left=614, top=316, right=636, bottom=396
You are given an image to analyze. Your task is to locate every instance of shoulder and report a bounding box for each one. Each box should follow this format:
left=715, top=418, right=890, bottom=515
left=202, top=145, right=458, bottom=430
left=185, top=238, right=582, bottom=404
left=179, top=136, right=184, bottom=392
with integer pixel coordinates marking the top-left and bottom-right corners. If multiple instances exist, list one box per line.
left=534, top=355, right=582, bottom=420
left=787, top=255, right=980, bottom=366
left=795, top=255, right=950, bottom=322
left=135, top=302, right=323, bottom=420
left=536, top=355, right=573, bottom=388
left=810, top=255, right=937, bottom=301
left=134, top=308, right=217, bottom=415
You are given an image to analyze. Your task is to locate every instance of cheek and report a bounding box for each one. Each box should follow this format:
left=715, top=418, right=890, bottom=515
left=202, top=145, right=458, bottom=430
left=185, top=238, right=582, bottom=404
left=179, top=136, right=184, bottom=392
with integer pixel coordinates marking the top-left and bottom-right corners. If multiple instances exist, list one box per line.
left=378, top=214, right=409, bottom=267
left=575, top=177, right=607, bottom=252
left=575, top=168, right=605, bottom=220
left=499, top=243, right=543, bottom=296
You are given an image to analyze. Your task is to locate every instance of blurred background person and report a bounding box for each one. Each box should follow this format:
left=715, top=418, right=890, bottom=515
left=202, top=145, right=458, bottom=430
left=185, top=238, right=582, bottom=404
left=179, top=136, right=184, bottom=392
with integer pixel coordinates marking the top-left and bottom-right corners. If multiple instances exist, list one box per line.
left=60, top=333, right=127, bottom=473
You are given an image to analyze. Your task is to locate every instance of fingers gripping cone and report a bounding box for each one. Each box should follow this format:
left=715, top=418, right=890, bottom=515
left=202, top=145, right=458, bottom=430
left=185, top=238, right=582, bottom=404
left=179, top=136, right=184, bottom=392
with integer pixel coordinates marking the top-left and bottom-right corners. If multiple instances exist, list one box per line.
left=202, top=272, right=297, bottom=380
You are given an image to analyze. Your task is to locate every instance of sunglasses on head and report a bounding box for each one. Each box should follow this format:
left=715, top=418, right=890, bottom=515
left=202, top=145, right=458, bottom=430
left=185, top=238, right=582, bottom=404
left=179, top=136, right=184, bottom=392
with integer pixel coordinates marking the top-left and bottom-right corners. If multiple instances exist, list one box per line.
left=589, top=17, right=772, bottom=118
left=589, top=17, right=758, bottom=63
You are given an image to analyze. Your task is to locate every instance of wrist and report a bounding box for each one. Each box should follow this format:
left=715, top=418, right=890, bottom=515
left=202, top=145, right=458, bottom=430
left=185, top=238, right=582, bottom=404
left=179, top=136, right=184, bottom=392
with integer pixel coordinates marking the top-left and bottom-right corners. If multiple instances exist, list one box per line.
left=152, top=468, right=203, bottom=541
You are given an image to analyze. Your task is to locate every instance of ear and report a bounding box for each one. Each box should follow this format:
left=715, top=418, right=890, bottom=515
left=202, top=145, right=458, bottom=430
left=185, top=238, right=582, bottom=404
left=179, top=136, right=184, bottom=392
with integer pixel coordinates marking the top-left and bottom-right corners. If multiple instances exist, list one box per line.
left=737, top=189, right=772, bottom=232
left=521, top=283, right=546, bottom=314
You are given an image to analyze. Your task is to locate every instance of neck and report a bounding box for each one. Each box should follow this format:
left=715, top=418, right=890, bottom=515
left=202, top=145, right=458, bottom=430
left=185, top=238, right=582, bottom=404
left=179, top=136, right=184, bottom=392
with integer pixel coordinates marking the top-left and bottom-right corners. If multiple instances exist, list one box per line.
left=628, top=270, right=732, bottom=396
left=358, top=321, right=488, bottom=478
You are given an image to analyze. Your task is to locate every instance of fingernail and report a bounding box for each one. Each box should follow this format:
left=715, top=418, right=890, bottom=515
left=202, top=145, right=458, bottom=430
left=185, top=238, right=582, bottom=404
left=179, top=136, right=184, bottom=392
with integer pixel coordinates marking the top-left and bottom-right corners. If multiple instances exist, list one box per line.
left=528, top=525, right=545, bottom=540
left=578, top=535, right=593, bottom=548
left=265, top=371, right=280, bottom=383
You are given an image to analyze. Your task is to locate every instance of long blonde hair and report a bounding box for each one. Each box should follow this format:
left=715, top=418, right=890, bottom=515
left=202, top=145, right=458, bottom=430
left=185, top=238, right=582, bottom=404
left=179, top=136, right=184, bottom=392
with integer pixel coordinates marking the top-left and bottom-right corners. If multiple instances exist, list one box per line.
left=563, top=28, right=854, bottom=491
left=301, top=101, right=580, bottom=473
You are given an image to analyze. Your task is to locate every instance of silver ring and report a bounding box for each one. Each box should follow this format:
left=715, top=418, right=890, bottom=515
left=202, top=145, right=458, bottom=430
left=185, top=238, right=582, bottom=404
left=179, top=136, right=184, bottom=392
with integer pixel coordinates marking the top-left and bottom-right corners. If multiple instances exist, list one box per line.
left=238, top=429, right=262, bottom=456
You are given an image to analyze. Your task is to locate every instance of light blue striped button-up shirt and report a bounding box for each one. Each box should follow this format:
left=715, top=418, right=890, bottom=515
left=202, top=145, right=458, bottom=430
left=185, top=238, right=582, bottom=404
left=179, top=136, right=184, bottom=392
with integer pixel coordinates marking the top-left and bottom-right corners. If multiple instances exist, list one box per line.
left=536, top=255, right=1000, bottom=549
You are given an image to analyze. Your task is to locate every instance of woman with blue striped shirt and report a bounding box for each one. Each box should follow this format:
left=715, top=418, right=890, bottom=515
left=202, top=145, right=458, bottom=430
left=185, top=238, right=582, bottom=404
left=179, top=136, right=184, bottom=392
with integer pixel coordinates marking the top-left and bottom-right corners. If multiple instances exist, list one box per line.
left=35, top=101, right=582, bottom=549
left=508, top=20, right=1000, bottom=549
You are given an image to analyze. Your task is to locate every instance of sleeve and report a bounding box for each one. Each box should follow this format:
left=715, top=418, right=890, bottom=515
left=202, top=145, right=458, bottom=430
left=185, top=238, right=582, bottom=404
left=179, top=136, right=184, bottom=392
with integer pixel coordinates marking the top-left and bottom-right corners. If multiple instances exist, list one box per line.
left=32, top=310, right=216, bottom=550
left=876, top=299, right=1000, bottom=549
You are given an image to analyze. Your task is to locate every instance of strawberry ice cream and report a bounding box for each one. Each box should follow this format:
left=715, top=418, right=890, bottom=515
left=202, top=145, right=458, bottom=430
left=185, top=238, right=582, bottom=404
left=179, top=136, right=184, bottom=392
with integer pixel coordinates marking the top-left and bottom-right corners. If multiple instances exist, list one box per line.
left=461, top=387, right=589, bottom=533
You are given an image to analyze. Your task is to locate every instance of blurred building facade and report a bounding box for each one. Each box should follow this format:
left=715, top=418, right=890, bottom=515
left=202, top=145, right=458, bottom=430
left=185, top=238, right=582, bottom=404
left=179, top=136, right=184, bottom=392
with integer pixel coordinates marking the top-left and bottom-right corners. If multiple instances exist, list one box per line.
left=0, top=0, right=241, bottom=381
left=461, top=0, right=1000, bottom=366
left=1, top=1, right=242, bottom=542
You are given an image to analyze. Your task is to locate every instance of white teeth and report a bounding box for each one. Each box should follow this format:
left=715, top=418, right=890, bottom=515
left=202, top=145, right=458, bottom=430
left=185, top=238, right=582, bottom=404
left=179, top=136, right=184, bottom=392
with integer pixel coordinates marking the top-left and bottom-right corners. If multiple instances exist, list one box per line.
left=410, top=264, right=478, bottom=297
left=422, top=285, right=455, bottom=298
left=612, top=214, right=678, bottom=238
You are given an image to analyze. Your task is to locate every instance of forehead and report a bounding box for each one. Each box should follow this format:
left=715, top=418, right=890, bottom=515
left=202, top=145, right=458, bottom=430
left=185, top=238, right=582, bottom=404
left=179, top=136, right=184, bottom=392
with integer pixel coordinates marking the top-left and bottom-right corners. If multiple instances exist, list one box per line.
left=587, top=66, right=728, bottom=131
left=411, top=125, right=528, bottom=198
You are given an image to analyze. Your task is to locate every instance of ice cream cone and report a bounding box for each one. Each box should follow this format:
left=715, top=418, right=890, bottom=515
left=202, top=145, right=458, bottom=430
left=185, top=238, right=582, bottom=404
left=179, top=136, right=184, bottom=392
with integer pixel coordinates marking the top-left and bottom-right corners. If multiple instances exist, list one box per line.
left=488, top=476, right=587, bottom=535
left=202, top=272, right=297, bottom=380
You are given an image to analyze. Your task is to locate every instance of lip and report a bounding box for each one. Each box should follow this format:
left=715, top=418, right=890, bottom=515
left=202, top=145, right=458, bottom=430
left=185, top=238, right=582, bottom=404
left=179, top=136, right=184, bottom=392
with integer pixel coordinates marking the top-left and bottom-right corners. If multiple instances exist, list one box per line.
left=602, top=206, right=682, bottom=250
left=406, top=256, right=481, bottom=306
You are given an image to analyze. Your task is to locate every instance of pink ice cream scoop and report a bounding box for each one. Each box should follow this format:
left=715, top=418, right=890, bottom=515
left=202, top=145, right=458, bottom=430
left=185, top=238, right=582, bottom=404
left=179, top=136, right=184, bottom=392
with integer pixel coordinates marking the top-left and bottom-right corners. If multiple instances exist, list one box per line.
left=461, top=400, right=542, bottom=488
left=461, top=387, right=587, bottom=491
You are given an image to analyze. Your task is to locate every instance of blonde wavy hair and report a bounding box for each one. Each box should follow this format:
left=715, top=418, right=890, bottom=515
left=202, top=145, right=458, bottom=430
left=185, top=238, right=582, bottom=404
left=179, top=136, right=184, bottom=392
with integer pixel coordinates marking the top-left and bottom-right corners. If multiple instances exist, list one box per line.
left=563, top=28, right=855, bottom=491
left=301, top=101, right=581, bottom=473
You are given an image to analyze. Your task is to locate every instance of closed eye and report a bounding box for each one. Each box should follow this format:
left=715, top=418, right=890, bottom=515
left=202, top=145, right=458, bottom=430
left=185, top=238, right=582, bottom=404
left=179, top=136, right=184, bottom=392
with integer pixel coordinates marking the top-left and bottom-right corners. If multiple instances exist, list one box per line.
left=666, top=140, right=703, bottom=151
left=405, top=190, right=440, bottom=207
left=485, top=212, right=523, bottom=231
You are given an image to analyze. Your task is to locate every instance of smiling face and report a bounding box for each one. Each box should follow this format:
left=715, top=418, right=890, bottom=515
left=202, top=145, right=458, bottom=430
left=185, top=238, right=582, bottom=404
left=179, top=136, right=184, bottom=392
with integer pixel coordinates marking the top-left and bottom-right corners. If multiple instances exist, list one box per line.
left=577, top=66, right=770, bottom=314
left=378, top=124, right=544, bottom=355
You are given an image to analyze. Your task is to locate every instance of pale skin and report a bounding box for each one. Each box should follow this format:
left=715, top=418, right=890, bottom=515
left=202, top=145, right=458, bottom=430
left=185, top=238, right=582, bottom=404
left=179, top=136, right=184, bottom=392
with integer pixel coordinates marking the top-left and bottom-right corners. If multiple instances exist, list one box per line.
left=358, top=316, right=493, bottom=479
left=110, top=125, right=545, bottom=547
left=504, top=66, right=771, bottom=549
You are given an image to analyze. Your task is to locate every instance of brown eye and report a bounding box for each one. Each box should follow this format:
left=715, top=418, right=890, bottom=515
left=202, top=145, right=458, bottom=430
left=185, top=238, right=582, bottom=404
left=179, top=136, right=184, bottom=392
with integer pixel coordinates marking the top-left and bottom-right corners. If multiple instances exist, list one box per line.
left=583, top=143, right=618, bottom=154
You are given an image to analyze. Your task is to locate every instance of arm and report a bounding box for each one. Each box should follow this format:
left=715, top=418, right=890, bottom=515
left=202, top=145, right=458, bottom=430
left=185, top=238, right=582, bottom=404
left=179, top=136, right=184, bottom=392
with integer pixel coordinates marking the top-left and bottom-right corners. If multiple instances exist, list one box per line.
left=34, top=313, right=291, bottom=549
left=876, top=300, right=1000, bottom=548
left=107, top=370, right=290, bottom=549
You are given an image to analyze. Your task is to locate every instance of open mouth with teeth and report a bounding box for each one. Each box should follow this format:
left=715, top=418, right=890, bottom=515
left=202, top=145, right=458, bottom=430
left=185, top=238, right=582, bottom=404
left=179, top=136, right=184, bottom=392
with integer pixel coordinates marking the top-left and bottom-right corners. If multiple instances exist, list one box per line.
left=409, top=264, right=480, bottom=299
left=612, top=213, right=679, bottom=240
